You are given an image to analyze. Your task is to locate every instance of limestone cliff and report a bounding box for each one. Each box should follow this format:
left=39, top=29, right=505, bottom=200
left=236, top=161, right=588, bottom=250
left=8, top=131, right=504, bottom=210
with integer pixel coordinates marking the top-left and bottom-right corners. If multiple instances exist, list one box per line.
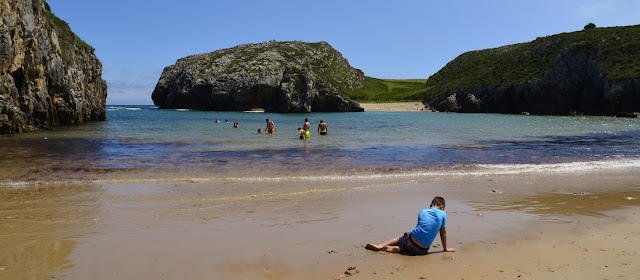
left=424, top=25, right=640, bottom=116
left=152, top=41, right=364, bottom=112
left=0, top=0, right=107, bottom=133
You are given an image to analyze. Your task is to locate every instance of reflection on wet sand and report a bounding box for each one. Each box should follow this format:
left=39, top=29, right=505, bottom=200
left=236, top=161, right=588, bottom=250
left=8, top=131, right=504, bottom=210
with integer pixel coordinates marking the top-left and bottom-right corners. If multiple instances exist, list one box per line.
left=0, top=171, right=639, bottom=279
left=472, top=190, right=640, bottom=217
left=0, top=185, right=100, bottom=279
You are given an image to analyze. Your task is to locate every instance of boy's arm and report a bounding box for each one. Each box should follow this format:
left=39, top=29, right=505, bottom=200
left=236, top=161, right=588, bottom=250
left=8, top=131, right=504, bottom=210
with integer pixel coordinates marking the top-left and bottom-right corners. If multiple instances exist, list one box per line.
left=439, top=227, right=456, bottom=252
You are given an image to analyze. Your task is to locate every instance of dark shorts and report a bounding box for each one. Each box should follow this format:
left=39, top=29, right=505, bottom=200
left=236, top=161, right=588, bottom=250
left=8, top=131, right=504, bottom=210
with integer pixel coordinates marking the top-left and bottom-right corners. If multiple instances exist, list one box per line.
left=397, top=232, right=429, bottom=255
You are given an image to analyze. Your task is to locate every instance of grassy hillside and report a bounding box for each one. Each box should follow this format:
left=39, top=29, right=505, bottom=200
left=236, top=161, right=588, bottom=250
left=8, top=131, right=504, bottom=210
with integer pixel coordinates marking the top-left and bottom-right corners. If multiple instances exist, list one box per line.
left=345, top=77, right=427, bottom=102
left=423, top=24, right=640, bottom=100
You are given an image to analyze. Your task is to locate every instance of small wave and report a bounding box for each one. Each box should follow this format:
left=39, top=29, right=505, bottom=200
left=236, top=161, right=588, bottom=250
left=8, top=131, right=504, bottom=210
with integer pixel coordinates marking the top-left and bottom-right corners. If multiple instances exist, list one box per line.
left=2, top=158, right=639, bottom=187
left=106, top=106, right=143, bottom=111
left=472, top=159, right=640, bottom=175
left=223, top=158, right=640, bottom=181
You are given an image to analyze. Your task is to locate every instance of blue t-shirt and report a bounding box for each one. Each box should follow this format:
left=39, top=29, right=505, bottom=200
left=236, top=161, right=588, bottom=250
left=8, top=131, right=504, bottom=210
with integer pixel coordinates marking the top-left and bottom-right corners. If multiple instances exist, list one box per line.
left=409, top=207, right=447, bottom=248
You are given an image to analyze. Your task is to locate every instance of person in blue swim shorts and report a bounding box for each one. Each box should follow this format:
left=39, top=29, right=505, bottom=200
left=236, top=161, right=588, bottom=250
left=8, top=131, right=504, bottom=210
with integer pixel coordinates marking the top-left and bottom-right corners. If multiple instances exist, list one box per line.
left=366, top=196, right=456, bottom=255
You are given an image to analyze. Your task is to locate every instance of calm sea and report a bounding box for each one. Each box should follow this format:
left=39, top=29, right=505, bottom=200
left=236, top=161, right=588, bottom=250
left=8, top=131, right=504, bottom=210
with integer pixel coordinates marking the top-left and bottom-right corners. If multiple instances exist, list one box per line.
left=1, top=105, right=640, bottom=186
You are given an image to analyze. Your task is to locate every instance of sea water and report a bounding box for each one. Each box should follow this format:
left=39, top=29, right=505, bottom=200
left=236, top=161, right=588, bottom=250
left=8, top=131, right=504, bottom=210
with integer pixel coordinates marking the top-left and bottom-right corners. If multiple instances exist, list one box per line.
left=1, top=105, right=640, bottom=186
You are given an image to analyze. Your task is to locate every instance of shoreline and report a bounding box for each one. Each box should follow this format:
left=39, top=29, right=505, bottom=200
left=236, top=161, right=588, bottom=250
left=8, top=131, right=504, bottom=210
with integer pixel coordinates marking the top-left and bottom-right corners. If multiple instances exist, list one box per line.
left=360, top=102, right=428, bottom=112
left=1, top=171, right=639, bottom=279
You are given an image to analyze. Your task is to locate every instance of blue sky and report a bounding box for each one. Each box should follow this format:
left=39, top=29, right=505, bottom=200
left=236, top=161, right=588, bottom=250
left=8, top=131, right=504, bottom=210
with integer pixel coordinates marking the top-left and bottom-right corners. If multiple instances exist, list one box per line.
left=47, top=0, right=640, bottom=105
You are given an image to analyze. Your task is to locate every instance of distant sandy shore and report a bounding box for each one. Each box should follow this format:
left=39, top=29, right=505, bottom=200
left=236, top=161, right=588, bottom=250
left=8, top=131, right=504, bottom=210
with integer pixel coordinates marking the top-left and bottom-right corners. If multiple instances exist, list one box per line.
left=1, top=171, right=639, bottom=279
left=360, top=102, right=428, bottom=112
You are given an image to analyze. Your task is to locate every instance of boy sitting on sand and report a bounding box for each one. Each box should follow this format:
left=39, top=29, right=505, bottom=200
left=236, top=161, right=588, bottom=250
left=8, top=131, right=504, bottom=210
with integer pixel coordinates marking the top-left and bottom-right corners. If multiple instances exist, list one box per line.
left=366, top=196, right=456, bottom=255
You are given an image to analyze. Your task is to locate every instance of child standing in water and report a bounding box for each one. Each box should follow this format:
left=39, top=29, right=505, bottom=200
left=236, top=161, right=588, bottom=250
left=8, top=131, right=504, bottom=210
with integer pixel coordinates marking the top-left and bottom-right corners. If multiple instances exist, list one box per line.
left=366, top=196, right=456, bottom=255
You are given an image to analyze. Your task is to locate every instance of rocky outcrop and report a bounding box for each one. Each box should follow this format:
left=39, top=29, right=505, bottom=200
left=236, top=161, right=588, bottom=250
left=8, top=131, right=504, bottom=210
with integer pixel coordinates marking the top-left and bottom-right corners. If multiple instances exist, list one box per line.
left=425, top=25, right=640, bottom=116
left=152, top=41, right=364, bottom=112
left=428, top=49, right=640, bottom=115
left=0, top=0, right=107, bottom=133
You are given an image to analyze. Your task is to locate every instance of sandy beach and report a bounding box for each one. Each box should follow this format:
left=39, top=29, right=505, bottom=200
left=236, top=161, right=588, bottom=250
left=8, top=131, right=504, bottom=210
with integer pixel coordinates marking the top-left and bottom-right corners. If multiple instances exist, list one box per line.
left=360, top=102, right=428, bottom=112
left=1, top=170, right=639, bottom=279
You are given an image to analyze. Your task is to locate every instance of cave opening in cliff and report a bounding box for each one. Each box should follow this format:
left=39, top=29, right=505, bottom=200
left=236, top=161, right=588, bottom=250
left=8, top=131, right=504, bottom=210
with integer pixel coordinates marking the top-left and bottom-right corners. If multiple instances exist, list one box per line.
left=310, top=95, right=339, bottom=112
left=236, top=85, right=286, bottom=112
left=10, top=68, right=26, bottom=96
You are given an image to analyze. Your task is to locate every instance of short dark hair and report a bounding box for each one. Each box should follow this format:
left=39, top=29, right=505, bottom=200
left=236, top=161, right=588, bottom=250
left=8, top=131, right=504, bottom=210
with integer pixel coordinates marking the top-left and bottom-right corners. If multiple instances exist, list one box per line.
left=305, top=118, right=309, bottom=122
left=430, top=196, right=445, bottom=208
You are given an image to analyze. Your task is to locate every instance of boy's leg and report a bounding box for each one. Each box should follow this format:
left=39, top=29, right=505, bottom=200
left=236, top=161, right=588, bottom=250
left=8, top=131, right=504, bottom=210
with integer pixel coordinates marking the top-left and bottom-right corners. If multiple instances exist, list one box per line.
left=366, top=237, right=399, bottom=251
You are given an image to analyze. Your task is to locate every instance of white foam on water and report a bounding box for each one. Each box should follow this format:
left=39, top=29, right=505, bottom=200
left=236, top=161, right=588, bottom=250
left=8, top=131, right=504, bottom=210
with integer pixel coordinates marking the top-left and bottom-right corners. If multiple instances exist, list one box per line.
left=472, top=158, right=640, bottom=175
left=106, top=106, right=142, bottom=111
left=3, top=158, right=639, bottom=187
left=227, top=158, right=640, bottom=182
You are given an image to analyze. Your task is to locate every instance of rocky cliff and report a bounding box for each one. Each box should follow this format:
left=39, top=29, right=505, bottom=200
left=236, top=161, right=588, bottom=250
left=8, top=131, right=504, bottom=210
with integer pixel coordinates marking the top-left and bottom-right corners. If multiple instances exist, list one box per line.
left=424, top=25, right=640, bottom=116
left=0, top=0, right=107, bottom=133
left=152, top=41, right=364, bottom=112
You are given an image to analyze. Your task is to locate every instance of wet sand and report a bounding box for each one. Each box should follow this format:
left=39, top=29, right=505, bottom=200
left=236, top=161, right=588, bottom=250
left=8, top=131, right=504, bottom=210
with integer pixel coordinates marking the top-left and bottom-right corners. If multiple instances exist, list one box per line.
left=1, top=171, right=639, bottom=279
left=360, top=102, right=428, bottom=112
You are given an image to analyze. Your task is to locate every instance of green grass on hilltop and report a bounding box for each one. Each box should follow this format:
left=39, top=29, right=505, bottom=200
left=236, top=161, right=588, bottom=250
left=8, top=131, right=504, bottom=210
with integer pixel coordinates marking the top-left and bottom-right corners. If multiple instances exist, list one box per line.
left=345, top=77, right=427, bottom=102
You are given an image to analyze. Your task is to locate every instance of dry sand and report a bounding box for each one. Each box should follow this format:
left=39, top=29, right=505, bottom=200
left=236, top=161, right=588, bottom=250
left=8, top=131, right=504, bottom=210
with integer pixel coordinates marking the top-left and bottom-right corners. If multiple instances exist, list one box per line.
left=360, top=102, right=428, bottom=112
left=1, top=171, right=639, bottom=279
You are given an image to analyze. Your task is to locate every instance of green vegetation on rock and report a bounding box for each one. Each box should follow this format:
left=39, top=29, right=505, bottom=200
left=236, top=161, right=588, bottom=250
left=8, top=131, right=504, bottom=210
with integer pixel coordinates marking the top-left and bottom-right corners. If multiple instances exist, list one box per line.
left=424, top=24, right=640, bottom=101
left=42, top=0, right=93, bottom=65
left=154, top=40, right=366, bottom=112
left=183, top=41, right=425, bottom=104
left=189, top=40, right=365, bottom=90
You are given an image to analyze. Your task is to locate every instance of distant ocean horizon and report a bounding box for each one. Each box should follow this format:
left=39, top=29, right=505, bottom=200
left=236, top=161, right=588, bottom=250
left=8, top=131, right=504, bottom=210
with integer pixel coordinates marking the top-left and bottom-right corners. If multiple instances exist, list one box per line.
left=2, top=105, right=640, bottom=186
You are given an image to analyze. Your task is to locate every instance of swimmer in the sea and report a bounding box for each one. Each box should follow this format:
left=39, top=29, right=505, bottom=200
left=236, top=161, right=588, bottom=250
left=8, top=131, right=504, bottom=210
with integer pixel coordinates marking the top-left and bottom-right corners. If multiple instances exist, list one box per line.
left=266, top=119, right=275, bottom=134
left=303, top=118, right=311, bottom=139
left=318, top=120, right=327, bottom=135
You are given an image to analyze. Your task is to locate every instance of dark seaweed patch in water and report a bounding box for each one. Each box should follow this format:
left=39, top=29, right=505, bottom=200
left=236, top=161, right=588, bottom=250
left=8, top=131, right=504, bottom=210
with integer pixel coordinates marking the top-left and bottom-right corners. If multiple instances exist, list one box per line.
left=90, top=130, right=640, bottom=172
left=472, top=130, right=640, bottom=164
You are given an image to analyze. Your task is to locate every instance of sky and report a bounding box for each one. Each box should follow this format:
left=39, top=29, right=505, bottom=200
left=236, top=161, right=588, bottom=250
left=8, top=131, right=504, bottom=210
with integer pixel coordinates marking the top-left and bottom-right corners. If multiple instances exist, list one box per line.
left=46, top=0, right=640, bottom=105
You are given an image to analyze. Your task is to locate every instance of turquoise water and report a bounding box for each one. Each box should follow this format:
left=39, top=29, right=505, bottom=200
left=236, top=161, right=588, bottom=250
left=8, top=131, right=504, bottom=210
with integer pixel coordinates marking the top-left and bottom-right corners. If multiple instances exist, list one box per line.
left=1, top=105, right=640, bottom=185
